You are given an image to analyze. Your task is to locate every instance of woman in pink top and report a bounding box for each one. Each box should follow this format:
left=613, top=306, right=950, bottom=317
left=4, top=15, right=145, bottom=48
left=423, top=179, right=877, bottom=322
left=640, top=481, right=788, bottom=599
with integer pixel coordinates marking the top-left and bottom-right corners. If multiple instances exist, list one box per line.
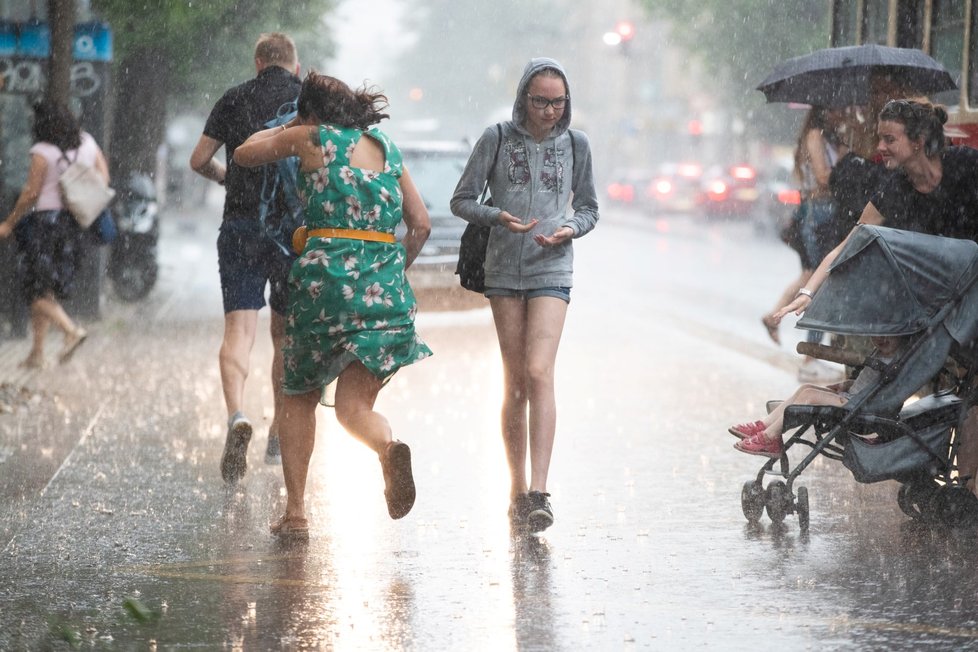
left=0, top=101, right=109, bottom=368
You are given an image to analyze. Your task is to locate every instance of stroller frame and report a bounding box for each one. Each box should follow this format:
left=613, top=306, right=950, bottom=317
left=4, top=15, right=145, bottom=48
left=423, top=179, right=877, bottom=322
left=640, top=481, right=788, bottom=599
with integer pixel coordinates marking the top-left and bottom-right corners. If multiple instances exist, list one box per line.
left=740, top=225, right=978, bottom=531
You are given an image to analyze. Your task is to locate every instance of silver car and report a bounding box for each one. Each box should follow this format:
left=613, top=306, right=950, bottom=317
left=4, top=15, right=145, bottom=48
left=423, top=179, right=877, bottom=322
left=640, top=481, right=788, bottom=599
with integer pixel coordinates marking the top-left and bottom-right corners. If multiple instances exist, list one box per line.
left=398, top=141, right=471, bottom=289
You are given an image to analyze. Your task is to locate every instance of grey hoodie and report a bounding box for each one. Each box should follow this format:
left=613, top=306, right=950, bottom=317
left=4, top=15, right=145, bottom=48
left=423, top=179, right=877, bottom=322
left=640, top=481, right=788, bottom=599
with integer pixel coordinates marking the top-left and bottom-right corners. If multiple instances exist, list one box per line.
left=450, top=57, right=599, bottom=290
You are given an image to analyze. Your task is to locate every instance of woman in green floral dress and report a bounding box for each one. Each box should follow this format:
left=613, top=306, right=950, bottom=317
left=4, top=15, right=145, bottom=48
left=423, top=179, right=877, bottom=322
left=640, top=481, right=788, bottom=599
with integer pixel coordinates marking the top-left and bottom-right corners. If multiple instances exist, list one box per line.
left=235, top=73, right=432, bottom=538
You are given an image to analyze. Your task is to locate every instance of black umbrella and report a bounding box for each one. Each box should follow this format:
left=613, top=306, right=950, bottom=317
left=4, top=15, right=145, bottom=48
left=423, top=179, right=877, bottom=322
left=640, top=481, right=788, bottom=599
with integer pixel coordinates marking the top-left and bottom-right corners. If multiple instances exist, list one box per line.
left=757, top=44, right=958, bottom=106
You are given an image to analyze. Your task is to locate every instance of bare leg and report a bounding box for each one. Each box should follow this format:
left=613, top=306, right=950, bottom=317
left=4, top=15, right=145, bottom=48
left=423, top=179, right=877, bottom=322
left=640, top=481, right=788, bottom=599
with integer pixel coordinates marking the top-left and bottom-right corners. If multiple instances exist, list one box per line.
left=524, top=297, right=568, bottom=493
left=279, top=390, right=320, bottom=523
left=269, top=311, right=286, bottom=437
left=758, top=384, right=847, bottom=441
left=490, top=296, right=530, bottom=499
left=333, top=361, right=388, bottom=453
left=22, top=301, right=51, bottom=366
left=220, top=309, right=258, bottom=420
left=24, top=294, right=83, bottom=366
left=762, top=269, right=813, bottom=343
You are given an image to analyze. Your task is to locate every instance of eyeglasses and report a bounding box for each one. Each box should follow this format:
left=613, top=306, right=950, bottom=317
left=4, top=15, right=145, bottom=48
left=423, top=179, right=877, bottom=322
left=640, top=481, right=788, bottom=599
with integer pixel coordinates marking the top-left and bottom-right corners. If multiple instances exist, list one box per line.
left=527, top=94, right=568, bottom=110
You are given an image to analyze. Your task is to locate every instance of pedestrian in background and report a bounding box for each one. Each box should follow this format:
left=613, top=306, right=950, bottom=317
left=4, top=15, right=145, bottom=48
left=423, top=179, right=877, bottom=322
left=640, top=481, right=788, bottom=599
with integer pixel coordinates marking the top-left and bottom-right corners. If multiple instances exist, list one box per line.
left=763, top=106, right=848, bottom=383
left=450, top=57, right=599, bottom=533
left=235, top=72, right=432, bottom=539
left=0, top=100, right=102, bottom=368
left=189, top=32, right=301, bottom=483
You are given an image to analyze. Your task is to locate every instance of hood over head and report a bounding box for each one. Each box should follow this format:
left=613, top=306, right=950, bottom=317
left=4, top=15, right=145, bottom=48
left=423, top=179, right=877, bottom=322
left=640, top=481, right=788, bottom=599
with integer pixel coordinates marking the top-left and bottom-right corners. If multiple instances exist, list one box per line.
left=513, top=57, right=572, bottom=136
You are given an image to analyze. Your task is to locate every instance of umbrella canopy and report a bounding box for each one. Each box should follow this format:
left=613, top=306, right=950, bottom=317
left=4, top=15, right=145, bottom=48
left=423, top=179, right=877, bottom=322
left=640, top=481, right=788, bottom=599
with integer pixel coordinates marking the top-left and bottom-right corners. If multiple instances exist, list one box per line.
left=798, top=225, right=978, bottom=344
left=757, top=44, right=958, bottom=106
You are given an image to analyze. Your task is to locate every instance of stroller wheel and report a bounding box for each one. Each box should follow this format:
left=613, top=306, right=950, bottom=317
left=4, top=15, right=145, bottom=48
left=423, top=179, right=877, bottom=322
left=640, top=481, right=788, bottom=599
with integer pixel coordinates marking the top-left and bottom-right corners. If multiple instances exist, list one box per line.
left=897, top=480, right=939, bottom=522
left=796, top=486, right=810, bottom=533
left=933, top=485, right=978, bottom=528
left=741, top=480, right=765, bottom=523
left=765, top=481, right=789, bottom=524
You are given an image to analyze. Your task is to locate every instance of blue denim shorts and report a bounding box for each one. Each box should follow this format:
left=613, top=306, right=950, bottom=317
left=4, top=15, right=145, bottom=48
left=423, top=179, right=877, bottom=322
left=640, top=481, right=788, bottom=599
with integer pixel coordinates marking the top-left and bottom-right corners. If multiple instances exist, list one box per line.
left=217, top=219, right=293, bottom=314
left=484, top=286, right=571, bottom=304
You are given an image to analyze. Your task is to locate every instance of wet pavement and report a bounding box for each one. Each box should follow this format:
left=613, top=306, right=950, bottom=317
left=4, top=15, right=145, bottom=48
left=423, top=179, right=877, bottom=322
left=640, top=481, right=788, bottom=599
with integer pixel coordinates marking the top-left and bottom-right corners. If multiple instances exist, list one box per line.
left=2, top=205, right=978, bottom=650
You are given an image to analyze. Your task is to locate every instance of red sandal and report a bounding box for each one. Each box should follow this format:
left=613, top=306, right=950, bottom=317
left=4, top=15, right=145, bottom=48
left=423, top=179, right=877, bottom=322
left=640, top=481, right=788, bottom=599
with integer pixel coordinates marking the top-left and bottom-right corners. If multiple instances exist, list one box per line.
left=728, top=420, right=766, bottom=439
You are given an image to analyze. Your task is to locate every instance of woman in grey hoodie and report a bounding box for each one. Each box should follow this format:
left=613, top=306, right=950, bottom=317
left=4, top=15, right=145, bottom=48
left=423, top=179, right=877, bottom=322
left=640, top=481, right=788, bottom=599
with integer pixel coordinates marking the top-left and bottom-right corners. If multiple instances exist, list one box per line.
left=451, top=57, right=599, bottom=532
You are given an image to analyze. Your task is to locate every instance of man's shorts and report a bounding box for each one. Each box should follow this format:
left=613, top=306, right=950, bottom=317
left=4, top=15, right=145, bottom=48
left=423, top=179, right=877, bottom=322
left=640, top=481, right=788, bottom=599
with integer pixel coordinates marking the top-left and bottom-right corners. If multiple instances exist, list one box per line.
left=217, top=219, right=293, bottom=314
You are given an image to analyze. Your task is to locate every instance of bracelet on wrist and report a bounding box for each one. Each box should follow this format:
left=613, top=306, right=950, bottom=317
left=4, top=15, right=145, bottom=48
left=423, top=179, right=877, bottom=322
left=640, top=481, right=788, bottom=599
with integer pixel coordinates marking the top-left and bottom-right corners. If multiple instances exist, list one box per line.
left=796, top=288, right=814, bottom=299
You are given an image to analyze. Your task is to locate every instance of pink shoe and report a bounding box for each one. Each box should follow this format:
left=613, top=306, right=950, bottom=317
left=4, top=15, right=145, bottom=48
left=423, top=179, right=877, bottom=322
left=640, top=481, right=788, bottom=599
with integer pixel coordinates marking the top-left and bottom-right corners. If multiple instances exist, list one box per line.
left=728, top=420, right=766, bottom=439
left=734, top=432, right=784, bottom=458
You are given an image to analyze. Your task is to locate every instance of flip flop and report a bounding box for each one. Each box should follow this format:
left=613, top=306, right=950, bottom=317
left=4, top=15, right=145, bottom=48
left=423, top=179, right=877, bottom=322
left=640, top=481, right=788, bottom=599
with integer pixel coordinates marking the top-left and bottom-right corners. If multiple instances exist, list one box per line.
left=59, top=329, right=88, bottom=365
left=270, top=516, right=310, bottom=542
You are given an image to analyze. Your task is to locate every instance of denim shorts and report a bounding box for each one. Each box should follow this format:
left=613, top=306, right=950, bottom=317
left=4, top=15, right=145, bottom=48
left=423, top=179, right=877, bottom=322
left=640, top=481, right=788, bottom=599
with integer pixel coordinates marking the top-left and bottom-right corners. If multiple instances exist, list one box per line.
left=484, top=286, right=571, bottom=304
left=217, top=219, right=293, bottom=314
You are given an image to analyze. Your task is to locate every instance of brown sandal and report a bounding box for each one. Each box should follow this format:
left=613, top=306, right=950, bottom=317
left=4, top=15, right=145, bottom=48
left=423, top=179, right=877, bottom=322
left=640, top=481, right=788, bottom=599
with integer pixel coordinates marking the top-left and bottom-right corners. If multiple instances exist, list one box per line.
left=381, top=440, right=416, bottom=520
left=270, top=515, right=309, bottom=542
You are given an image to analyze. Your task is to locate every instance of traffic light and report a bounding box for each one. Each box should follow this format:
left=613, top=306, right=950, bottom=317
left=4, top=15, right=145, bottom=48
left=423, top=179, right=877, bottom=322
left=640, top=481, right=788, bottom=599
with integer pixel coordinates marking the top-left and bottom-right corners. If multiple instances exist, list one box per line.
left=602, top=20, right=635, bottom=56
left=616, top=21, right=635, bottom=43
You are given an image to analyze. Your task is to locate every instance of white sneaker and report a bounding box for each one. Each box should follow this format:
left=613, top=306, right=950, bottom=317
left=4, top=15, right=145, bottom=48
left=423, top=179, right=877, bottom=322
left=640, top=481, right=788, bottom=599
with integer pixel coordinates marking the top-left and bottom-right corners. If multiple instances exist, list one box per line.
left=798, top=359, right=846, bottom=383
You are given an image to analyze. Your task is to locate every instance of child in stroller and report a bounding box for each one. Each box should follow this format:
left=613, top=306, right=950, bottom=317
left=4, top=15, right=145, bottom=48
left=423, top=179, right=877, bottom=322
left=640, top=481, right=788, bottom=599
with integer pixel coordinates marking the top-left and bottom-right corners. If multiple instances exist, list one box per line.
left=730, top=335, right=909, bottom=458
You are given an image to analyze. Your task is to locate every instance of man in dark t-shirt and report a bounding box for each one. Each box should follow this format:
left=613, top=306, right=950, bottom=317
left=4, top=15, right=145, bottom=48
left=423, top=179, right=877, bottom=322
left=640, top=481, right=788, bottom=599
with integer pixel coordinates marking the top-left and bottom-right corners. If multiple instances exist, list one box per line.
left=190, top=32, right=301, bottom=484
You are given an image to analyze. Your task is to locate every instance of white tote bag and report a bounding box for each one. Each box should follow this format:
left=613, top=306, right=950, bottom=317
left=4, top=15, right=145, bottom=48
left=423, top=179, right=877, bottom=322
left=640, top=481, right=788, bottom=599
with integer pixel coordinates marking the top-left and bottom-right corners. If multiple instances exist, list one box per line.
left=58, top=152, right=115, bottom=228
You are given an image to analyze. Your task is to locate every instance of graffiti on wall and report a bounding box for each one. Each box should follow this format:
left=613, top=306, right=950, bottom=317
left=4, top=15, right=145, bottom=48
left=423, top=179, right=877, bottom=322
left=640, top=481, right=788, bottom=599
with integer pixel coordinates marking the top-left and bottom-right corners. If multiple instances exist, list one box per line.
left=0, top=58, right=105, bottom=97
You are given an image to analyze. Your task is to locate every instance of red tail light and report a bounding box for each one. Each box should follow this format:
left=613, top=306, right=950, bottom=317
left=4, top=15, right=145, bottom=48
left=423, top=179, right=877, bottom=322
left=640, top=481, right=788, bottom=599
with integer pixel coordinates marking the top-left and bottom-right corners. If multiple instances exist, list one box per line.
left=730, top=165, right=756, bottom=181
left=653, top=178, right=673, bottom=195
left=777, top=188, right=801, bottom=205
left=707, top=180, right=728, bottom=201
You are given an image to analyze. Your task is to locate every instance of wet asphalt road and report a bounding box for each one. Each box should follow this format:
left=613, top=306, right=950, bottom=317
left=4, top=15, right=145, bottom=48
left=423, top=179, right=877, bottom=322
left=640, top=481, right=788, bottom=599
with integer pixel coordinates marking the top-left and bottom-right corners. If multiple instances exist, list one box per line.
left=2, top=203, right=978, bottom=650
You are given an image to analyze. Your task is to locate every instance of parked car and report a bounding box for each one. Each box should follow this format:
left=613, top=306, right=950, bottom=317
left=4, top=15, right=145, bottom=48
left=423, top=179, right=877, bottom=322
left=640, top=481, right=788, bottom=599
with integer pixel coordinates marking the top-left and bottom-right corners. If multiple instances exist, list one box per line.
left=605, top=168, right=655, bottom=209
left=398, top=140, right=471, bottom=288
left=697, top=163, right=761, bottom=218
left=754, top=156, right=800, bottom=237
left=645, top=161, right=703, bottom=215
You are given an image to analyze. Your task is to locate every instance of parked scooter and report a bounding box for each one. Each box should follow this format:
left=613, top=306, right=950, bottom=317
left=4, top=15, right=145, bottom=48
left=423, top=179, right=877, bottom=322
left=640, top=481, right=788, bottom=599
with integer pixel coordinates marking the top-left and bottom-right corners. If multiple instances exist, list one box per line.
left=109, top=174, right=159, bottom=302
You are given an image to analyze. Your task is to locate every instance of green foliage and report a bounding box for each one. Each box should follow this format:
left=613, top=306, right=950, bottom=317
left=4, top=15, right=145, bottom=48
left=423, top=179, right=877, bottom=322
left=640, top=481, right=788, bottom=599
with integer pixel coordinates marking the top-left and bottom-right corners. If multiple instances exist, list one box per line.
left=91, top=0, right=337, bottom=108
left=640, top=0, right=829, bottom=106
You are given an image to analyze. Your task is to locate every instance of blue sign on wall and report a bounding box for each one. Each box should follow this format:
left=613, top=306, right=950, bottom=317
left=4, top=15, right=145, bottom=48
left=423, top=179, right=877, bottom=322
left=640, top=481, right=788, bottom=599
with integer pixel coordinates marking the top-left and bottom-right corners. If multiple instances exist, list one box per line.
left=0, top=20, right=112, bottom=62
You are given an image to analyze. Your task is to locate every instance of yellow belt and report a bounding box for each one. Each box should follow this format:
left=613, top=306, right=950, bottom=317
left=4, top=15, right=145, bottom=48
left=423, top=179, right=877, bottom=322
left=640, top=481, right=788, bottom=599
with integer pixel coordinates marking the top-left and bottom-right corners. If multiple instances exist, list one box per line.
left=292, top=226, right=396, bottom=254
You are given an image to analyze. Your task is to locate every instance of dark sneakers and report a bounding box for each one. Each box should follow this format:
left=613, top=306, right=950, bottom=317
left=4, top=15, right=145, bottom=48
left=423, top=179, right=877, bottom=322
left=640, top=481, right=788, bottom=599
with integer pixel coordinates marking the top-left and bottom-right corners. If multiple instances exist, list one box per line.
left=526, top=491, right=554, bottom=533
left=381, top=440, right=416, bottom=519
left=221, top=412, right=253, bottom=483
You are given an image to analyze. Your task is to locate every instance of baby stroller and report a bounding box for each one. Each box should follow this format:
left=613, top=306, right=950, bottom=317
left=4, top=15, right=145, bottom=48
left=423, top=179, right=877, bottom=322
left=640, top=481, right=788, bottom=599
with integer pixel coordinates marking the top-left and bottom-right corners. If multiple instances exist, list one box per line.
left=742, top=225, right=978, bottom=532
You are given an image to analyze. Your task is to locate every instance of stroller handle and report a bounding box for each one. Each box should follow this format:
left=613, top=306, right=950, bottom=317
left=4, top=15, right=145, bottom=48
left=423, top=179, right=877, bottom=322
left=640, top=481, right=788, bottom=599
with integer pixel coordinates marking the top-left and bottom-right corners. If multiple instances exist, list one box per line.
left=796, top=342, right=865, bottom=368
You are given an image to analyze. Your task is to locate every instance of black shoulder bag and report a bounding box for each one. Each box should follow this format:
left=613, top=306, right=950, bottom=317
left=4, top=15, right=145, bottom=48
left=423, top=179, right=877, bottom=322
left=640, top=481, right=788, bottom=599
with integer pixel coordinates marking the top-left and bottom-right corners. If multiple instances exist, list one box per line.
left=456, top=127, right=578, bottom=293
left=456, top=124, right=503, bottom=292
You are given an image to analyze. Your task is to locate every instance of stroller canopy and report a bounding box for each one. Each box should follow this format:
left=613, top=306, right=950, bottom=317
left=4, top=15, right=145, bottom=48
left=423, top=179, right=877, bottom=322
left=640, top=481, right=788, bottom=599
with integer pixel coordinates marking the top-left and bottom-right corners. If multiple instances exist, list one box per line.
left=798, top=225, right=978, bottom=344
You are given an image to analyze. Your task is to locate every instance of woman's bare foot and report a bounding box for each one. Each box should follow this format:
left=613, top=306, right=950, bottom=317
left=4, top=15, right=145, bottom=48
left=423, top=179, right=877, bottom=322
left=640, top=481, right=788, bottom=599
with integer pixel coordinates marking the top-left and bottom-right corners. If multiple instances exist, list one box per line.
left=761, top=315, right=780, bottom=345
left=18, top=352, right=46, bottom=369
left=59, top=328, right=88, bottom=364
left=270, top=515, right=310, bottom=542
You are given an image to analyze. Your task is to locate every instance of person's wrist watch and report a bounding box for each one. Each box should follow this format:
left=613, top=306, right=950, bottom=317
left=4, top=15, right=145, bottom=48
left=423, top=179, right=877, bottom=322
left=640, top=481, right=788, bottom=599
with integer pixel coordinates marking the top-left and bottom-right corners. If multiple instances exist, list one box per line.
left=797, top=287, right=814, bottom=299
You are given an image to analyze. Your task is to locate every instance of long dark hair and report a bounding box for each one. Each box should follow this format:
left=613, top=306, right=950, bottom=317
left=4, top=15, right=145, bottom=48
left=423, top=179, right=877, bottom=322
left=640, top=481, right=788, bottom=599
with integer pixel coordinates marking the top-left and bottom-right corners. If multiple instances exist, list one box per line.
left=32, top=100, right=81, bottom=151
left=297, top=72, right=389, bottom=130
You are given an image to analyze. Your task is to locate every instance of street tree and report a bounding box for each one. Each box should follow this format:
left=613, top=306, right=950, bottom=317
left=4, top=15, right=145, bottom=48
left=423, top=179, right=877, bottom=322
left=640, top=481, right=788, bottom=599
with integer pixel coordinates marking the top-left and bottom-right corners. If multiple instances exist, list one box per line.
left=46, top=0, right=75, bottom=105
left=639, top=0, right=829, bottom=143
left=639, top=0, right=828, bottom=104
left=90, top=1, right=336, bottom=178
